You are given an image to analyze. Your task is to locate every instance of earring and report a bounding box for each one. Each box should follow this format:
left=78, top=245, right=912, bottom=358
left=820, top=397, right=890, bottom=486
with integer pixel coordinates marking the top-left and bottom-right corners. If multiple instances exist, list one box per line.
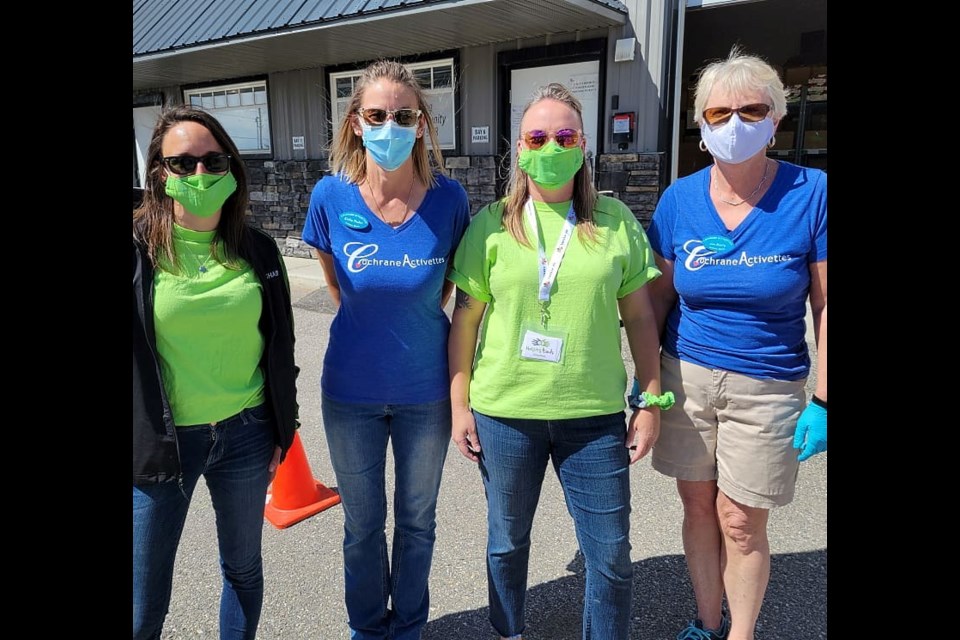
left=698, top=140, right=707, bottom=153
left=767, top=136, right=776, bottom=149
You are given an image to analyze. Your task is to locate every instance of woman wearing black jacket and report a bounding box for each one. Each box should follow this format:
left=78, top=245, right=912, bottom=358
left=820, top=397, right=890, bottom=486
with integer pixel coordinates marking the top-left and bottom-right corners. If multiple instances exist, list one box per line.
left=132, top=105, right=299, bottom=640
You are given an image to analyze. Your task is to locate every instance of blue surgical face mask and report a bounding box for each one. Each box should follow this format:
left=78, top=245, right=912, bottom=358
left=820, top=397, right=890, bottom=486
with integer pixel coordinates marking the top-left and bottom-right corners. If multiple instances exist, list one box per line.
left=361, top=120, right=417, bottom=171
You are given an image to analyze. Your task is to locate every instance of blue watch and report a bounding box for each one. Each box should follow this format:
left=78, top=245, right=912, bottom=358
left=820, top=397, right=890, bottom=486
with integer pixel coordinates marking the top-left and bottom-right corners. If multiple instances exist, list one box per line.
left=628, top=386, right=647, bottom=409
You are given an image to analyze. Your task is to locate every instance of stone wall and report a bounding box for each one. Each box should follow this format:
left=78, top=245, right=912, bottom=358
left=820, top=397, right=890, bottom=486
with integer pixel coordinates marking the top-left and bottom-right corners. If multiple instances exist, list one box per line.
left=442, top=155, right=499, bottom=216
left=246, top=158, right=329, bottom=258
left=244, top=152, right=663, bottom=256
left=245, top=155, right=499, bottom=257
left=595, top=152, right=664, bottom=228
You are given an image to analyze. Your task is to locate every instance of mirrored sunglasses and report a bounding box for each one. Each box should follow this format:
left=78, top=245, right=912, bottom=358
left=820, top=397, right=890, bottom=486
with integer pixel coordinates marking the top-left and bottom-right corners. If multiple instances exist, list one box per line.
left=521, top=128, right=581, bottom=150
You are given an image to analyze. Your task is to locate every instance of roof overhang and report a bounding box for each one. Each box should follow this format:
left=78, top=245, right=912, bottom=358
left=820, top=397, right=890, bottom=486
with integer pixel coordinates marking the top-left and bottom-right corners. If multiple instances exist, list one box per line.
left=133, top=0, right=627, bottom=91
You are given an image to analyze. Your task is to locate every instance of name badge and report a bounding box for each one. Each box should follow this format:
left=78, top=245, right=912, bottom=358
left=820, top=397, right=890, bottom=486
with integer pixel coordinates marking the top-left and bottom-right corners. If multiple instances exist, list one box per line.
left=520, top=329, right=564, bottom=363
left=338, top=211, right=370, bottom=230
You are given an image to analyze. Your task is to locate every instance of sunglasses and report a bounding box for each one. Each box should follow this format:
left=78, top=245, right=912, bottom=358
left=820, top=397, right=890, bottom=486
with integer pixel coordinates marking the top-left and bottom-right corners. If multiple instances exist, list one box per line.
left=701, top=103, right=772, bottom=126
left=521, top=128, right=582, bottom=150
left=162, top=153, right=231, bottom=176
left=356, top=108, right=422, bottom=128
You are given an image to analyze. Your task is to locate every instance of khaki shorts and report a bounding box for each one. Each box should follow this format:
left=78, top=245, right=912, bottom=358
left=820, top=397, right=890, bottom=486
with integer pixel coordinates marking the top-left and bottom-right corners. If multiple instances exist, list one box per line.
left=651, top=352, right=806, bottom=509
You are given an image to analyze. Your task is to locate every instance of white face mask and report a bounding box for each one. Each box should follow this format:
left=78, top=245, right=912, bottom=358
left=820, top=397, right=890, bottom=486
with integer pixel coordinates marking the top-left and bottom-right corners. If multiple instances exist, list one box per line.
left=699, top=114, right=775, bottom=165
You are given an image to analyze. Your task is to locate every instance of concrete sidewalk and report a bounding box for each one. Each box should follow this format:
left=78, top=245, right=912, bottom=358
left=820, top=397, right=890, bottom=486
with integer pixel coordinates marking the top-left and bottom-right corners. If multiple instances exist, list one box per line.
left=283, top=255, right=326, bottom=286
left=283, top=255, right=326, bottom=298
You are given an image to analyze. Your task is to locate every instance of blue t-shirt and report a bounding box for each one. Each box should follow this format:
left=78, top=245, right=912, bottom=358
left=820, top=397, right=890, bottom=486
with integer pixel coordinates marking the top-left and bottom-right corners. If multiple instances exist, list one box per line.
left=302, top=173, right=471, bottom=403
left=647, top=162, right=827, bottom=381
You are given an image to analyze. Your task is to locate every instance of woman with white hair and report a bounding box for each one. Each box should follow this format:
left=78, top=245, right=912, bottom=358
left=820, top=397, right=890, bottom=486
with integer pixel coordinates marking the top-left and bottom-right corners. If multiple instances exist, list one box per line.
left=645, top=47, right=827, bottom=640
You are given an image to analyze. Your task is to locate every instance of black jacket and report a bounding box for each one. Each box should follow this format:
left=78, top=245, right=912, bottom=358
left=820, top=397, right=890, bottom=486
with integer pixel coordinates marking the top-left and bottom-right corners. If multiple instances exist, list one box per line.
left=133, top=225, right=299, bottom=484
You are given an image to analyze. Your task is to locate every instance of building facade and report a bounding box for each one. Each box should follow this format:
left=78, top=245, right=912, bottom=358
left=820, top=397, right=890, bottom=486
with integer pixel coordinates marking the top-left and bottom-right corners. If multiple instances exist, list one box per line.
left=134, top=0, right=826, bottom=256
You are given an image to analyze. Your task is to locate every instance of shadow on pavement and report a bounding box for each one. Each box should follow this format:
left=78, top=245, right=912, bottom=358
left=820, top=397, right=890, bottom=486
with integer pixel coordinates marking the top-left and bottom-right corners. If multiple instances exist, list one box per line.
left=294, top=288, right=340, bottom=315
left=422, top=550, right=826, bottom=640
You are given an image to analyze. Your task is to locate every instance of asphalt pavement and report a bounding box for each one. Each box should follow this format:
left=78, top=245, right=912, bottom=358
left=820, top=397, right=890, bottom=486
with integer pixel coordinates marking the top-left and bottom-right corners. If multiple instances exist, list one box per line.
left=156, top=256, right=827, bottom=640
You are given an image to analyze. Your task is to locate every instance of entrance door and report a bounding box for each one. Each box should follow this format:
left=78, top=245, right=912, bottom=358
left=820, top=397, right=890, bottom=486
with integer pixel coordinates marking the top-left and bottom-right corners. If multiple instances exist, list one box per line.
left=509, top=61, right=600, bottom=173
left=669, top=0, right=828, bottom=181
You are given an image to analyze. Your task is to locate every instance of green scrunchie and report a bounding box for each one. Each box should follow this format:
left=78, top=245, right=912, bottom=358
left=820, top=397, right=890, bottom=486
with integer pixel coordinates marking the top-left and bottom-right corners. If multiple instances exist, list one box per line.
left=641, top=390, right=675, bottom=410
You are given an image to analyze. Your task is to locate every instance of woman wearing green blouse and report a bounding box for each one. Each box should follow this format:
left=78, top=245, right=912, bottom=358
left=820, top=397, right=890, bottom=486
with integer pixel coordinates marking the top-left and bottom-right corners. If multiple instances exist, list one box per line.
left=133, top=105, right=299, bottom=640
left=447, top=83, right=664, bottom=640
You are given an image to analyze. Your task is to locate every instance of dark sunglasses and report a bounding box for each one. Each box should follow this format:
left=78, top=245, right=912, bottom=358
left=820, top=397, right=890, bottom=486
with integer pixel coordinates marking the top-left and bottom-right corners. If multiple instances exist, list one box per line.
left=162, top=153, right=232, bottom=176
left=521, top=128, right=581, bottom=150
left=701, top=103, right=772, bottom=126
left=356, top=108, right=422, bottom=128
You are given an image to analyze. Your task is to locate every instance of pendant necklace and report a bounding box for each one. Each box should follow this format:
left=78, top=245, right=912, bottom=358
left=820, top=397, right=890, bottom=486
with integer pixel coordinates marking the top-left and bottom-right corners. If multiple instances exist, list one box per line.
left=367, top=178, right=416, bottom=227
left=194, top=252, right=214, bottom=273
left=713, top=160, right=772, bottom=207
left=184, top=243, right=215, bottom=274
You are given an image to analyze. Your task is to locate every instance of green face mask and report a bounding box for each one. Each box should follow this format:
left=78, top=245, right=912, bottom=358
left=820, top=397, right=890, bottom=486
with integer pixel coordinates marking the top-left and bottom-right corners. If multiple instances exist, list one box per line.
left=165, top=171, right=238, bottom=218
left=518, top=141, right=584, bottom=190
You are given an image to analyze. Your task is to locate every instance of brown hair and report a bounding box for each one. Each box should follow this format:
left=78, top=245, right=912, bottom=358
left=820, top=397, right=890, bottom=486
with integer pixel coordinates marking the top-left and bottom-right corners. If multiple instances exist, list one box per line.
left=328, top=59, right=446, bottom=187
left=132, top=104, right=250, bottom=271
left=501, top=83, right=597, bottom=247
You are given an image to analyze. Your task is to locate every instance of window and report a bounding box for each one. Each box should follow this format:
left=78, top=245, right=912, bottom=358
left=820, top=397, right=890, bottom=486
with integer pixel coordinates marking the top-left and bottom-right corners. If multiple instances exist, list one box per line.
left=183, top=80, right=271, bottom=155
left=329, top=58, right=456, bottom=150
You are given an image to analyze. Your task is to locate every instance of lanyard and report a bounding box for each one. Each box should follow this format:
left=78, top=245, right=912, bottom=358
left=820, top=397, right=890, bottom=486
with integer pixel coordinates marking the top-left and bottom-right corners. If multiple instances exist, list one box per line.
left=523, top=198, right=576, bottom=327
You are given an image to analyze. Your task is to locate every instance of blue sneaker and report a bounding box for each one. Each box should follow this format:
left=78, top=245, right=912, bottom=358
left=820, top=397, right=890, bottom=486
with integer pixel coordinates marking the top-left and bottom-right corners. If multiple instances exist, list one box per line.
left=676, top=614, right=730, bottom=640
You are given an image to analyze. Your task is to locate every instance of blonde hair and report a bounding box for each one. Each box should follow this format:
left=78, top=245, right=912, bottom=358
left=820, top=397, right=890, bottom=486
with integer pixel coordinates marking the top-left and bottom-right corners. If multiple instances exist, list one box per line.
left=501, top=82, right=597, bottom=247
left=328, top=59, right=445, bottom=187
left=693, top=45, right=787, bottom=126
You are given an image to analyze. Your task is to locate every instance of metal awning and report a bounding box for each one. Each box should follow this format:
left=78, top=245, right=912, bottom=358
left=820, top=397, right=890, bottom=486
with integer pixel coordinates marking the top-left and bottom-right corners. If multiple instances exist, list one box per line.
left=133, top=0, right=628, bottom=90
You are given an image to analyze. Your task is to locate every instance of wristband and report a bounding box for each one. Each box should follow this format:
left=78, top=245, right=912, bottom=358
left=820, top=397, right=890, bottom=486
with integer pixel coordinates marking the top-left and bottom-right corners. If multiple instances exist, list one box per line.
left=810, top=395, right=827, bottom=410
left=628, top=379, right=675, bottom=411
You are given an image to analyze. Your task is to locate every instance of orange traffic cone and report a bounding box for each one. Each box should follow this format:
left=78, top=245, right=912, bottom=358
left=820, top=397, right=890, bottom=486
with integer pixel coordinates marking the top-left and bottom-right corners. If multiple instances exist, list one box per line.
left=264, top=431, right=341, bottom=529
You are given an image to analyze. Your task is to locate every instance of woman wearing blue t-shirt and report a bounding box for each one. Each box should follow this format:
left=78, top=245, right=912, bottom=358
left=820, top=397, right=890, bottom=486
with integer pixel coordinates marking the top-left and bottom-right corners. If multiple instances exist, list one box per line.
left=645, top=48, right=827, bottom=640
left=301, top=60, right=470, bottom=639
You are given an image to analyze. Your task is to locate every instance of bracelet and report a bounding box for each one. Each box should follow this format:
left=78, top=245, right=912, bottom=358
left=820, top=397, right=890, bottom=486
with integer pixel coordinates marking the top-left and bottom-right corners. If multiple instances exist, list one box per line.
left=811, top=395, right=827, bottom=410
left=628, top=381, right=675, bottom=411
left=640, top=391, right=675, bottom=410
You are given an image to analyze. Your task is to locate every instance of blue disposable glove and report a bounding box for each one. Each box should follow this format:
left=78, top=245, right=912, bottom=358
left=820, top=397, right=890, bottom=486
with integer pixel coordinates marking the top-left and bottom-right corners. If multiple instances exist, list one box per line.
left=793, top=402, right=827, bottom=462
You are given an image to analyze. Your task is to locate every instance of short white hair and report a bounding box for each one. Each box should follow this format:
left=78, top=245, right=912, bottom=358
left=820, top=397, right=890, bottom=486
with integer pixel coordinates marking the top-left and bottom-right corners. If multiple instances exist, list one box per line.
left=693, top=46, right=787, bottom=125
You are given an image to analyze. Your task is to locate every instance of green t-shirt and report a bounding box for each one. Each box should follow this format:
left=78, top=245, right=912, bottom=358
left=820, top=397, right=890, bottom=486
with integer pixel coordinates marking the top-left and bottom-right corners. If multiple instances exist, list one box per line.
left=153, top=224, right=266, bottom=426
left=449, top=196, right=660, bottom=420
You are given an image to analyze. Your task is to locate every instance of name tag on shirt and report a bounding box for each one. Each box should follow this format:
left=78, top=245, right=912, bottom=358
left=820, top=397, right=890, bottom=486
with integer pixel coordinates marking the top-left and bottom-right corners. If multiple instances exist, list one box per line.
left=520, top=329, right=564, bottom=363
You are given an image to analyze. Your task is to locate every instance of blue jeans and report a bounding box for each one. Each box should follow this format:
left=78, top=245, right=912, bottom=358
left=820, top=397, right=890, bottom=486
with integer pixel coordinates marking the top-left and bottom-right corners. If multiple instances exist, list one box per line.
left=474, top=411, right=633, bottom=640
left=132, top=403, right=276, bottom=640
left=322, top=394, right=452, bottom=640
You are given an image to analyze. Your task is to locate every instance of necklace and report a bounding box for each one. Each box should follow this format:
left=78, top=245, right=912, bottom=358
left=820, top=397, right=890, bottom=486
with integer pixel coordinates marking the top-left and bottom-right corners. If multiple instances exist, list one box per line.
left=712, top=160, right=771, bottom=206
left=193, top=251, right=214, bottom=273
left=367, top=178, right=416, bottom=227
left=183, top=243, right=215, bottom=274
